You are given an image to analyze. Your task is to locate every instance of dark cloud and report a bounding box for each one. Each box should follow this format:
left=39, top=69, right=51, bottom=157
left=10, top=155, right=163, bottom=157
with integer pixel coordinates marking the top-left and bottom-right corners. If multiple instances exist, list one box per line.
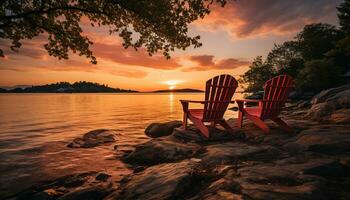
left=199, top=0, right=341, bottom=37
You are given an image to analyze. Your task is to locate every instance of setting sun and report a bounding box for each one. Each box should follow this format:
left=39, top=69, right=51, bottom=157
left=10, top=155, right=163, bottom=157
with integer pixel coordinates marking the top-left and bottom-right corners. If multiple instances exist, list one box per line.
left=163, top=80, right=184, bottom=90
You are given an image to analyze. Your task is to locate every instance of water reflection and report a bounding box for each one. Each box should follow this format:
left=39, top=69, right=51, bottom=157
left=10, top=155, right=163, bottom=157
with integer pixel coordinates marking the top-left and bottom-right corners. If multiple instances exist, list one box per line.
left=0, top=93, right=240, bottom=197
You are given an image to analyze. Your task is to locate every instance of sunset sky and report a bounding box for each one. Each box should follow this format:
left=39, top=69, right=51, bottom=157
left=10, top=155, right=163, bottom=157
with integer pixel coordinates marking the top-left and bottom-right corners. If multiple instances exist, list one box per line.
left=0, top=0, right=342, bottom=91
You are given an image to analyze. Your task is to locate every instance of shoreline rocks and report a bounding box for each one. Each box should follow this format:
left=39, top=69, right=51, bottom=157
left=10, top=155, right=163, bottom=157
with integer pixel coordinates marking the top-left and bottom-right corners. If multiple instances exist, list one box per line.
left=145, top=121, right=182, bottom=138
left=67, top=129, right=117, bottom=148
left=10, top=84, right=350, bottom=200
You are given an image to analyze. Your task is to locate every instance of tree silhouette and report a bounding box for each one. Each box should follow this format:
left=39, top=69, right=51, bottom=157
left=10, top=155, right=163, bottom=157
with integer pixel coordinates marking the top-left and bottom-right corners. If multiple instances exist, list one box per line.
left=337, top=0, right=350, bottom=34
left=0, top=0, right=227, bottom=63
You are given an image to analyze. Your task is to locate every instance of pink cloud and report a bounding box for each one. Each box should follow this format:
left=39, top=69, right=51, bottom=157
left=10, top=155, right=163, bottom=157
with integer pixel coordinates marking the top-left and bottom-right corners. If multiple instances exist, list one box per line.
left=183, top=55, right=249, bottom=71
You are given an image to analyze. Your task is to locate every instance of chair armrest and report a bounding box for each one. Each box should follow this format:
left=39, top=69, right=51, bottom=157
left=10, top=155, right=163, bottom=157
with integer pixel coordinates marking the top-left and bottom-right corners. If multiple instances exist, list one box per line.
left=180, top=100, right=206, bottom=104
left=180, top=100, right=235, bottom=104
left=235, top=99, right=262, bottom=103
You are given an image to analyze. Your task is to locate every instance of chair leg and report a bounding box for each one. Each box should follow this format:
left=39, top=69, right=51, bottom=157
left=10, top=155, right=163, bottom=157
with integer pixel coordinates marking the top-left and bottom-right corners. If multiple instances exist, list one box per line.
left=182, top=112, right=188, bottom=130
left=218, top=120, right=235, bottom=134
left=237, top=101, right=244, bottom=128
left=210, top=121, right=216, bottom=127
left=188, top=115, right=210, bottom=138
left=272, top=117, right=293, bottom=133
left=237, top=110, right=243, bottom=128
left=246, top=114, right=270, bottom=134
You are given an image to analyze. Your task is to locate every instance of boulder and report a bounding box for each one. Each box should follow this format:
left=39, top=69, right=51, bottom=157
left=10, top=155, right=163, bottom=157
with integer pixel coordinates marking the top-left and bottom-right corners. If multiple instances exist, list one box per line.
left=112, top=161, right=200, bottom=200
left=145, top=121, right=182, bottom=138
left=307, top=84, right=350, bottom=121
left=14, top=172, right=114, bottom=200
left=57, top=185, right=113, bottom=200
left=122, top=136, right=201, bottom=166
left=173, top=126, right=244, bottom=142
left=311, top=84, right=350, bottom=104
left=307, top=102, right=337, bottom=120
left=67, top=129, right=116, bottom=148
left=235, top=159, right=328, bottom=200
left=199, top=142, right=281, bottom=166
left=283, top=126, right=350, bottom=155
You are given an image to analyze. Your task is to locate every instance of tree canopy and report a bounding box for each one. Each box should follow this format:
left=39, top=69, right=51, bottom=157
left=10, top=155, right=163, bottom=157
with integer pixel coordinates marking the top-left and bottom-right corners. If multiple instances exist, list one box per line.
left=240, top=0, right=350, bottom=93
left=0, top=0, right=227, bottom=63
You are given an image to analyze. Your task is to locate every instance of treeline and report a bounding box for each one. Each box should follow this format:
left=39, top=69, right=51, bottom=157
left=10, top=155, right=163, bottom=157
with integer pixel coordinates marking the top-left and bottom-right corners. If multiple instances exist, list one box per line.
left=240, top=0, right=350, bottom=94
left=0, top=81, right=138, bottom=93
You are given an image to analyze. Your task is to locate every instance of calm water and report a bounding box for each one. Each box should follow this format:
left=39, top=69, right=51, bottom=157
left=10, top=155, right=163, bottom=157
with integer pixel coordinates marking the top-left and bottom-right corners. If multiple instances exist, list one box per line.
left=0, top=93, right=239, bottom=197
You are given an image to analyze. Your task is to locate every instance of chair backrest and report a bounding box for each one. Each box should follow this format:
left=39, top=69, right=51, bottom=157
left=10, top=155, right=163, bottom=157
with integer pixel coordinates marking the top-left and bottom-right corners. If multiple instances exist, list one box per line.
left=203, top=74, right=238, bottom=121
left=261, top=75, right=295, bottom=119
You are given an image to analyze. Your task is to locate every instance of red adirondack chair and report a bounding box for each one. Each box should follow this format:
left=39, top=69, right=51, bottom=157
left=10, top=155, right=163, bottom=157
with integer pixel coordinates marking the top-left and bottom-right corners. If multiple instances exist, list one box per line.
left=180, top=74, right=238, bottom=138
left=236, top=75, right=295, bottom=134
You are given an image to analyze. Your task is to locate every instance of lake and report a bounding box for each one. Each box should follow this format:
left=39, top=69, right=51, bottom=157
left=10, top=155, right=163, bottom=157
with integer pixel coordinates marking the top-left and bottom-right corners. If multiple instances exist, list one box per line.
left=0, top=93, right=240, bottom=197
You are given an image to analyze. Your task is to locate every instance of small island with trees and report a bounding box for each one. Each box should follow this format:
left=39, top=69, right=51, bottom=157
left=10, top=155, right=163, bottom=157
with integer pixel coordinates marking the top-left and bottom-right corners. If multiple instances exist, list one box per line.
left=0, top=81, right=138, bottom=93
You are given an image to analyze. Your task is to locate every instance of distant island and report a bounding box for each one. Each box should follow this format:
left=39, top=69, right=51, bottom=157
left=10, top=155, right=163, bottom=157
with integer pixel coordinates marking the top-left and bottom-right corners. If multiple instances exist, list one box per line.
left=0, top=81, right=138, bottom=93
left=153, top=88, right=204, bottom=93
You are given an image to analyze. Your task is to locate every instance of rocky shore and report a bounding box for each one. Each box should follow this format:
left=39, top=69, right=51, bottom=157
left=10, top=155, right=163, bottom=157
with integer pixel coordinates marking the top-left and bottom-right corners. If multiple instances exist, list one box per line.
left=8, top=84, right=350, bottom=200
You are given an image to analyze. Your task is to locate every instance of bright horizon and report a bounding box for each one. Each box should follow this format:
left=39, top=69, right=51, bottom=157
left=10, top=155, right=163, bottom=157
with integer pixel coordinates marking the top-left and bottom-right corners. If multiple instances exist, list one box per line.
left=0, top=0, right=341, bottom=92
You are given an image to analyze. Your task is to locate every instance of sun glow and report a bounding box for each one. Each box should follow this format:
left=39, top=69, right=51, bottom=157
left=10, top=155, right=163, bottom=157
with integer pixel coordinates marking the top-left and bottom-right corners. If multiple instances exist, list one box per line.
left=162, top=80, right=184, bottom=90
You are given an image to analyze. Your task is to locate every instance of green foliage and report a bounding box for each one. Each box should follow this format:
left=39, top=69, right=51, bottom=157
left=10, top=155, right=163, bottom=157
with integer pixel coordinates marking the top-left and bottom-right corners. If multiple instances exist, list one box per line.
left=296, top=23, right=341, bottom=61
left=297, top=59, right=345, bottom=92
left=337, top=0, right=350, bottom=34
left=239, top=56, right=276, bottom=92
left=0, top=0, right=227, bottom=63
left=266, top=41, right=303, bottom=77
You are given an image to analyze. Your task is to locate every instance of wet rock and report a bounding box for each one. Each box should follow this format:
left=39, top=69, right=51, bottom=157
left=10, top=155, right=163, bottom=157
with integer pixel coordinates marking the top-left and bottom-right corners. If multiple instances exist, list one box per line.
left=113, top=161, right=199, bottom=200
left=14, top=172, right=114, bottom=200
left=67, top=129, right=116, bottom=148
left=95, top=172, right=111, bottom=181
left=122, top=136, right=201, bottom=166
left=283, top=126, right=350, bottom=155
left=58, top=185, right=113, bottom=200
left=173, top=126, right=244, bottom=142
left=200, top=142, right=281, bottom=166
left=188, top=169, right=242, bottom=200
left=145, top=120, right=183, bottom=138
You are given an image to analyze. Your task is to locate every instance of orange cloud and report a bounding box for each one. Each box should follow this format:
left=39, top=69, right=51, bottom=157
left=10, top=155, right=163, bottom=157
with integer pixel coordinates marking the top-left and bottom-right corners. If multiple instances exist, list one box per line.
left=92, top=43, right=181, bottom=70
left=183, top=55, right=249, bottom=71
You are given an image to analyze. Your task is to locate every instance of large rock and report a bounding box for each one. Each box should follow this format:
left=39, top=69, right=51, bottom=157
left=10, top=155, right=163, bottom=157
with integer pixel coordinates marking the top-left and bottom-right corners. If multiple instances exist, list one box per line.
left=14, top=172, right=114, bottom=200
left=307, top=102, right=337, bottom=120
left=67, top=129, right=117, bottom=148
left=307, top=85, right=350, bottom=121
left=122, top=136, right=201, bottom=166
left=283, top=126, right=350, bottom=155
left=311, top=84, right=350, bottom=104
left=173, top=126, right=244, bottom=142
left=111, top=161, right=199, bottom=200
left=235, top=159, right=329, bottom=200
left=199, top=142, right=281, bottom=166
left=145, top=121, right=182, bottom=138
